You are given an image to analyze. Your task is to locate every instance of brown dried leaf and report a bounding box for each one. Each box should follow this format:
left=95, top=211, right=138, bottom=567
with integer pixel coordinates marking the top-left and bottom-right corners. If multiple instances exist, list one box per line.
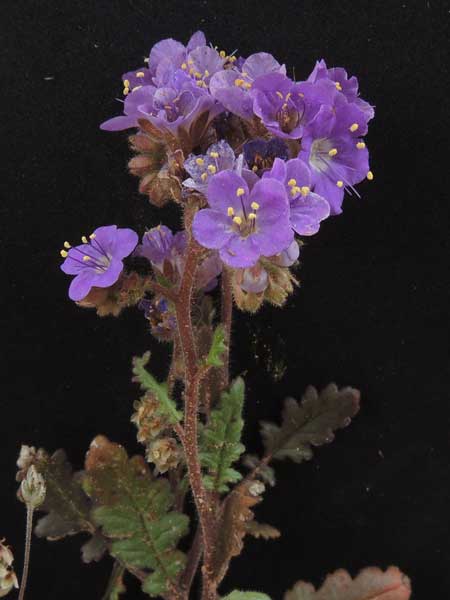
left=245, top=521, right=281, bottom=540
left=285, top=566, right=411, bottom=600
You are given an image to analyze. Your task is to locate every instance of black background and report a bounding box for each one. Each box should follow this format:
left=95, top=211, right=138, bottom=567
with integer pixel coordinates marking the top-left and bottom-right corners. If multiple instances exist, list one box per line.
left=1, top=1, right=449, bottom=598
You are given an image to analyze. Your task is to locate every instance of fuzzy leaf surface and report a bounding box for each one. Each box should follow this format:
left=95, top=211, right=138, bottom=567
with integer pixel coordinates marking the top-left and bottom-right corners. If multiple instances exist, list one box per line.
left=83, top=436, right=188, bottom=597
left=245, top=521, right=281, bottom=540
left=205, top=324, right=227, bottom=367
left=200, top=377, right=245, bottom=492
left=132, top=352, right=182, bottom=424
left=261, top=384, right=360, bottom=463
left=285, top=566, right=411, bottom=600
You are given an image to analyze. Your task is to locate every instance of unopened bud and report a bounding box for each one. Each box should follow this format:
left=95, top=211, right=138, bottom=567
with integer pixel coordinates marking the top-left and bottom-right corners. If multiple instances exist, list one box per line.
left=20, top=465, right=46, bottom=508
left=16, top=445, right=37, bottom=471
left=146, top=437, right=181, bottom=473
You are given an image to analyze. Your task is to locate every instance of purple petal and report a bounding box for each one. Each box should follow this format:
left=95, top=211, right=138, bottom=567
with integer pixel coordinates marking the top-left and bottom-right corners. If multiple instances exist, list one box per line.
left=100, top=115, right=138, bottom=131
left=206, top=171, right=249, bottom=213
left=69, top=272, right=94, bottom=301
left=192, top=209, right=233, bottom=249
left=219, top=235, right=260, bottom=268
left=186, top=31, right=207, bottom=53
left=290, top=192, right=330, bottom=235
left=148, top=38, right=185, bottom=74
left=242, top=53, right=286, bottom=80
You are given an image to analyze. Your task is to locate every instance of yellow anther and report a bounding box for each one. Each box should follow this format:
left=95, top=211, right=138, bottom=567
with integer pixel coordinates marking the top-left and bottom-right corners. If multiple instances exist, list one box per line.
left=194, top=71, right=202, bottom=79
left=287, top=178, right=297, bottom=187
left=242, top=71, right=248, bottom=77
left=367, top=171, right=374, bottom=180
left=210, top=151, right=219, bottom=158
left=335, top=81, right=343, bottom=91
left=201, top=172, right=208, bottom=181
left=204, top=69, right=210, bottom=77
left=227, top=206, right=235, bottom=216
left=181, top=63, right=187, bottom=70
left=81, top=236, right=88, bottom=244
left=236, top=187, right=245, bottom=197
left=301, top=186, right=310, bottom=196
left=233, top=216, right=242, bottom=225
left=196, top=80, right=206, bottom=87
left=328, top=148, right=338, bottom=157
left=356, top=142, right=366, bottom=149
left=136, top=71, right=145, bottom=78
left=251, top=201, right=260, bottom=210
left=350, top=123, right=359, bottom=132
left=83, top=255, right=91, bottom=262
left=63, top=241, right=71, bottom=249
left=187, top=59, right=194, bottom=65
left=123, top=79, right=130, bottom=87
left=60, top=249, right=68, bottom=258
left=207, top=165, right=217, bottom=173
left=219, top=50, right=226, bottom=58
left=291, top=186, right=301, bottom=196
left=276, top=91, right=284, bottom=99
left=144, top=57, right=149, bottom=63
left=336, top=180, right=344, bottom=188
left=229, top=56, right=237, bottom=62
left=89, top=233, right=96, bottom=239
left=123, top=88, right=129, bottom=96
left=195, top=157, right=205, bottom=165
left=132, top=85, right=142, bottom=92
left=234, top=78, right=245, bottom=87
left=282, top=103, right=288, bottom=109
left=242, top=82, right=252, bottom=89
left=285, top=92, right=292, bottom=100
left=248, top=213, right=256, bottom=220
left=252, top=165, right=258, bottom=172
left=189, top=67, right=195, bottom=75
left=298, top=92, right=305, bottom=97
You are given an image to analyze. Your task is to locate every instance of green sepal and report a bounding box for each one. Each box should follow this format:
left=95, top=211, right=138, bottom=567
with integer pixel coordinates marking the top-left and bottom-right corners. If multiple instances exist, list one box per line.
left=200, top=377, right=245, bottom=493
left=132, top=352, right=182, bottom=424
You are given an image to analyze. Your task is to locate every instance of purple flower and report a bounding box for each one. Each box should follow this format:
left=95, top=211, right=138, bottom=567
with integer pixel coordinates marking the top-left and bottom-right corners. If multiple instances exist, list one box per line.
left=273, top=239, right=301, bottom=267
left=243, top=137, right=289, bottom=176
left=135, top=225, right=187, bottom=274
left=148, top=31, right=207, bottom=78
left=121, top=68, right=153, bottom=96
left=299, top=97, right=372, bottom=215
left=183, top=140, right=237, bottom=193
left=210, top=52, right=286, bottom=120
left=264, top=157, right=330, bottom=235
left=192, top=170, right=293, bottom=268
left=239, top=265, right=269, bottom=293
left=251, top=73, right=335, bottom=139
left=60, top=225, right=138, bottom=301
left=308, top=59, right=375, bottom=121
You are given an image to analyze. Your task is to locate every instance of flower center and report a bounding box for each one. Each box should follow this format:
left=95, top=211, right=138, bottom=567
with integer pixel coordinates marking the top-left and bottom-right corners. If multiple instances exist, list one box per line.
left=274, top=92, right=303, bottom=134
left=60, top=234, right=112, bottom=273
left=227, top=190, right=260, bottom=238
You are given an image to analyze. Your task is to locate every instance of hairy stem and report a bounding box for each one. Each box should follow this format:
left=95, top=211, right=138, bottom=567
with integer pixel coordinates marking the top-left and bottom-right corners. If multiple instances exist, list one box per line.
left=18, top=506, right=34, bottom=600
left=220, top=267, right=233, bottom=391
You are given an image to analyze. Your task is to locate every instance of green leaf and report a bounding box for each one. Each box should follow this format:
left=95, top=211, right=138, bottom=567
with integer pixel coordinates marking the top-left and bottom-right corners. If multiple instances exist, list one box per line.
left=84, top=436, right=189, bottom=597
left=132, top=352, right=182, bottom=424
left=32, top=449, right=93, bottom=540
left=205, top=324, right=227, bottom=367
left=261, top=384, right=360, bottom=463
left=200, top=377, right=245, bottom=493
left=222, top=592, right=271, bottom=600
left=284, top=566, right=411, bottom=600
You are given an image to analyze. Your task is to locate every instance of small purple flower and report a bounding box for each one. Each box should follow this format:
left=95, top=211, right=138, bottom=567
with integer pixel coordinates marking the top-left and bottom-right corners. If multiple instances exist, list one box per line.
left=308, top=58, right=375, bottom=121
left=122, top=68, right=153, bottom=96
left=239, top=264, right=269, bottom=293
left=272, top=239, right=301, bottom=267
left=251, top=73, right=334, bottom=139
left=210, top=52, right=286, bottom=120
left=183, top=140, right=237, bottom=193
left=192, top=170, right=293, bottom=268
left=148, top=31, right=207, bottom=77
left=60, top=225, right=138, bottom=301
left=243, top=137, right=289, bottom=176
left=264, top=157, right=330, bottom=235
left=135, top=225, right=187, bottom=274
left=299, top=97, right=372, bottom=215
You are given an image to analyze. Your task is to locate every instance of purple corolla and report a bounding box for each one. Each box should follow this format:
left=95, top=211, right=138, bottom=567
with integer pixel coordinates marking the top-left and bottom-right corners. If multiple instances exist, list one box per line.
left=60, top=225, right=138, bottom=301
left=192, top=170, right=293, bottom=268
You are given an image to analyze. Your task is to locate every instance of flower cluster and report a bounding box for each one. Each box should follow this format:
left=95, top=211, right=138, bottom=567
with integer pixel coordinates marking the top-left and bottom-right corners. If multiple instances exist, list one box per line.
left=61, top=30, right=374, bottom=313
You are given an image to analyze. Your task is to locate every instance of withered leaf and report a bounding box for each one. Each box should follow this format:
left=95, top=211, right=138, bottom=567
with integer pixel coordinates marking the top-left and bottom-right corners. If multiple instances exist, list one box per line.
left=261, top=384, right=360, bottom=463
left=245, top=521, right=281, bottom=540
left=284, top=566, right=411, bottom=600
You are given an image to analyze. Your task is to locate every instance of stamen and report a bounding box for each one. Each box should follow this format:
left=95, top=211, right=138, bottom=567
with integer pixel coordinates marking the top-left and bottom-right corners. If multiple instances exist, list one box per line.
left=250, top=201, right=260, bottom=210
left=242, top=82, right=252, bottom=89
left=201, top=172, right=208, bottom=181
left=248, top=213, right=256, bottom=220
left=252, top=165, right=258, bottom=172
left=123, top=88, right=129, bottom=96
left=181, top=63, right=187, bottom=70
left=204, top=69, right=210, bottom=77
left=196, top=157, right=205, bottom=165
left=356, top=142, right=366, bottom=149
left=367, top=171, right=374, bottom=180
left=234, top=78, right=245, bottom=87
left=276, top=91, right=284, bottom=99
left=209, top=151, right=219, bottom=158
left=227, top=207, right=235, bottom=216
left=328, top=148, right=338, bottom=157
left=89, top=233, right=96, bottom=239
left=81, top=236, right=88, bottom=244
left=219, top=50, right=226, bottom=58
left=187, top=59, right=194, bottom=65
left=233, top=216, right=242, bottom=225
left=60, top=249, right=68, bottom=258
left=63, top=241, right=71, bottom=248
left=287, top=178, right=297, bottom=187
left=136, top=71, right=145, bottom=78
left=301, top=186, right=310, bottom=196
left=291, top=186, right=301, bottom=196
left=83, top=256, right=91, bottom=262
left=335, top=81, right=343, bottom=91
left=132, top=85, right=142, bottom=92
left=350, top=123, right=359, bottom=132
left=336, top=180, right=344, bottom=188
left=123, top=79, right=130, bottom=87
left=236, top=187, right=245, bottom=197
left=285, top=92, right=292, bottom=101
left=207, top=165, right=217, bottom=173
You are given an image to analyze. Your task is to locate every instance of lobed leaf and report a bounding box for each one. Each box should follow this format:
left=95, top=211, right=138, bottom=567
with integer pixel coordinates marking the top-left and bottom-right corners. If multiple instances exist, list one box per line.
left=132, top=352, right=182, bottom=424
left=285, top=566, right=411, bottom=600
left=261, top=384, right=360, bottom=463
left=205, top=324, right=227, bottom=367
left=83, top=436, right=189, bottom=597
left=200, top=377, right=245, bottom=493
left=245, top=521, right=281, bottom=540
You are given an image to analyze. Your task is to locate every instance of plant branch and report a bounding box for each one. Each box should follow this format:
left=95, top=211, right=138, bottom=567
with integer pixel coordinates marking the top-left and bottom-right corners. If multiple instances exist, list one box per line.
left=18, top=506, right=34, bottom=600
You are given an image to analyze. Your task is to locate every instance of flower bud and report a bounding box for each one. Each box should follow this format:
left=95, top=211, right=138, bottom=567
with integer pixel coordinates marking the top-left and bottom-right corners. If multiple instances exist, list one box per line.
left=131, top=393, right=168, bottom=443
left=16, top=445, right=36, bottom=472
left=20, top=465, right=46, bottom=509
left=0, top=541, right=18, bottom=598
left=146, top=437, right=181, bottom=473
